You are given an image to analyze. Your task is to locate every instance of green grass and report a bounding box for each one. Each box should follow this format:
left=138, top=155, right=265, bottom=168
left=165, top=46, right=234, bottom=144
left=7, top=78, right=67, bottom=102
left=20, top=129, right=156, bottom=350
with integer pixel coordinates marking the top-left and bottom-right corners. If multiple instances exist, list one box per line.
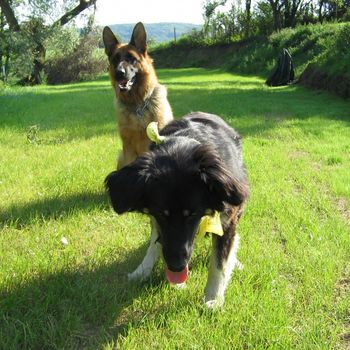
left=153, top=23, right=350, bottom=79
left=1, top=69, right=350, bottom=349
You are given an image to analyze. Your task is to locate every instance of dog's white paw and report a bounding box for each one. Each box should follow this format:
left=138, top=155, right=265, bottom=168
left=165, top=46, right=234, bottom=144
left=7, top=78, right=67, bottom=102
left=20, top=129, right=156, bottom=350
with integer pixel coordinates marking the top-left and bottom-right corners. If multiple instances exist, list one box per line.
left=127, top=271, right=140, bottom=281
left=127, top=268, right=149, bottom=282
left=204, top=297, right=224, bottom=310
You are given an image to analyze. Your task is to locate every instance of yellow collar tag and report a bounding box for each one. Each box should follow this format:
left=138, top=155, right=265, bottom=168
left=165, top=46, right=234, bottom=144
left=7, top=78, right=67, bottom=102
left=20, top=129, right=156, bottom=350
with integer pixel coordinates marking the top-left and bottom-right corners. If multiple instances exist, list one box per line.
left=146, top=122, right=166, bottom=145
left=197, top=211, right=224, bottom=239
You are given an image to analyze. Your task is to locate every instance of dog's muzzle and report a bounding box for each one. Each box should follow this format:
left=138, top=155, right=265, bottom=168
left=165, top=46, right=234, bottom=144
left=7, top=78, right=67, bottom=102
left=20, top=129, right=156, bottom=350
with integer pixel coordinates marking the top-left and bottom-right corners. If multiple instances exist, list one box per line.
left=117, top=76, right=136, bottom=91
left=116, top=63, right=137, bottom=92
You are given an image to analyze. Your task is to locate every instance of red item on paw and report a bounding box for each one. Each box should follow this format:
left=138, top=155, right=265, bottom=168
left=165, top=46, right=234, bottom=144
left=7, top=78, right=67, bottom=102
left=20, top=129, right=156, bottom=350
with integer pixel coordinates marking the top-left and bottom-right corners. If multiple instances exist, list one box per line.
left=165, top=265, right=189, bottom=284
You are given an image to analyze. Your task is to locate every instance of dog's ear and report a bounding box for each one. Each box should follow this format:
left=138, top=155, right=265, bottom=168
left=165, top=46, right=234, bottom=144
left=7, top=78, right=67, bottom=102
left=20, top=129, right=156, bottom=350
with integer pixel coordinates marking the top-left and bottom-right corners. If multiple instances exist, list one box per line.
left=130, top=22, right=147, bottom=54
left=103, top=26, right=120, bottom=56
left=193, top=145, right=249, bottom=210
left=105, top=155, right=154, bottom=214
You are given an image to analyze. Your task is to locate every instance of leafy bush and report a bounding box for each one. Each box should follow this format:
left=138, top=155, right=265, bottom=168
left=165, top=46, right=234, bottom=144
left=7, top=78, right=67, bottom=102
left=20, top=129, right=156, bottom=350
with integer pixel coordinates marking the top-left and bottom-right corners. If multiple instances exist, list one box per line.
left=45, top=34, right=107, bottom=85
left=45, top=26, right=80, bottom=60
left=315, top=24, right=350, bottom=76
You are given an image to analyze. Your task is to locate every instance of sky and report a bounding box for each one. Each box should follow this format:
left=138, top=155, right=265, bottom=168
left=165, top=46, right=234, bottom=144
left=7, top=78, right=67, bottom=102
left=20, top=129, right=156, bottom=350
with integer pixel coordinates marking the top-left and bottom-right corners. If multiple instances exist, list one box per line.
left=94, top=0, right=206, bottom=25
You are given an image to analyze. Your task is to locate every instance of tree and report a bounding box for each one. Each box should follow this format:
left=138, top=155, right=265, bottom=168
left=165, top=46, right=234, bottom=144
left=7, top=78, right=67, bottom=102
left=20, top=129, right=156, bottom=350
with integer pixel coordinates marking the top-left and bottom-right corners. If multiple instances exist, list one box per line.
left=284, top=0, right=304, bottom=27
left=203, top=0, right=227, bottom=38
left=245, top=0, right=252, bottom=37
left=0, top=0, right=97, bottom=84
left=267, top=0, right=283, bottom=30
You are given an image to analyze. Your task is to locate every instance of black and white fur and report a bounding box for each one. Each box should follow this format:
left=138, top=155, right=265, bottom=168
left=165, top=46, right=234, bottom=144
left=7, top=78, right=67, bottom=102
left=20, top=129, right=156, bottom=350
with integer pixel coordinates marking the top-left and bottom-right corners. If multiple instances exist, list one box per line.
left=105, top=112, right=249, bottom=307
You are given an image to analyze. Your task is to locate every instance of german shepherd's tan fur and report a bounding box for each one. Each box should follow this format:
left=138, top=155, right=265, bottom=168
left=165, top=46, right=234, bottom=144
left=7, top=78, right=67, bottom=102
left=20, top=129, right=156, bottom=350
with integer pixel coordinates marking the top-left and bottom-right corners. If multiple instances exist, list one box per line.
left=103, top=23, right=173, bottom=169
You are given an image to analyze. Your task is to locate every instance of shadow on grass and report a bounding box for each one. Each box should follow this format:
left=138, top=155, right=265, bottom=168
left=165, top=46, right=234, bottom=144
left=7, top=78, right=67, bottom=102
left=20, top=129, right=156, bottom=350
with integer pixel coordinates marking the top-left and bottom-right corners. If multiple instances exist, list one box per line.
left=0, top=191, right=109, bottom=228
left=40, top=84, right=111, bottom=92
left=1, top=70, right=349, bottom=142
left=0, top=242, right=168, bottom=349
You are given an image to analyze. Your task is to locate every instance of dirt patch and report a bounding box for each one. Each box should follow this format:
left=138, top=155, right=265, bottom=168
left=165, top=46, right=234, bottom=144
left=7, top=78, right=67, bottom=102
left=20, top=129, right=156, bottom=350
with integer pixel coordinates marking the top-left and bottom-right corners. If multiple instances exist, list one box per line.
left=288, top=150, right=309, bottom=159
left=299, top=64, right=350, bottom=99
left=335, top=263, right=350, bottom=350
left=341, top=331, right=350, bottom=350
left=338, top=198, right=350, bottom=227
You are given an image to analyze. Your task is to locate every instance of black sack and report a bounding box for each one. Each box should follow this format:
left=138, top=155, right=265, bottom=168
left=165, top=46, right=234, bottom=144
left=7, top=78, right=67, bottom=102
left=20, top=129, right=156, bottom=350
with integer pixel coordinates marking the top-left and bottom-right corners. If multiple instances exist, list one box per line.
left=266, top=48, right=295, bottom=86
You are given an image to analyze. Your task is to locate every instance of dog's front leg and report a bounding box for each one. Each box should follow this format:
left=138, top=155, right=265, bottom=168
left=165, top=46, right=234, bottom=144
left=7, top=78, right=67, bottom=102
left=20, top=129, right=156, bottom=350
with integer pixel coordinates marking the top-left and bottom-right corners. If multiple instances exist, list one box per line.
left=204, top=212, right=242, bottom=308
left=128, top=218, right=162, bottom=281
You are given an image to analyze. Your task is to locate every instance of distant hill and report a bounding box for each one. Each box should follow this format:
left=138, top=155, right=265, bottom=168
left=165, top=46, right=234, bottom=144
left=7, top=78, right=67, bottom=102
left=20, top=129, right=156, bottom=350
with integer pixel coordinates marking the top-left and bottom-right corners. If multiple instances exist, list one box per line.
left=107, top=22, right=202, bottom=43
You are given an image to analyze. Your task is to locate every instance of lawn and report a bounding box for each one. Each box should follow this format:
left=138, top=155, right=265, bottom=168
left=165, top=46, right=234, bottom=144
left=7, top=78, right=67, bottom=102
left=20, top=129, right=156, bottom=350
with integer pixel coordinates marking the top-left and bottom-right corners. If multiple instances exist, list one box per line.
left=0, top=68, right=349, bottom=349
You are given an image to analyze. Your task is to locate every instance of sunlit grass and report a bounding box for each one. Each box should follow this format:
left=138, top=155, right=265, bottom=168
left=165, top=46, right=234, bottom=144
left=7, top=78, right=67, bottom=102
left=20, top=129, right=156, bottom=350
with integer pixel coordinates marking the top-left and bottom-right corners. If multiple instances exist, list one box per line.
left=0, top=69, right=349, bottom=349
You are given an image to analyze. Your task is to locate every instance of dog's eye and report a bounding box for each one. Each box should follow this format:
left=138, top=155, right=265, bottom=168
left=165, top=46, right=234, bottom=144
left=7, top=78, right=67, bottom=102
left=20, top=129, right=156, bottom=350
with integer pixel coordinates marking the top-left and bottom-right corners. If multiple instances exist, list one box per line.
left=126, top=53, right=136, bottom=63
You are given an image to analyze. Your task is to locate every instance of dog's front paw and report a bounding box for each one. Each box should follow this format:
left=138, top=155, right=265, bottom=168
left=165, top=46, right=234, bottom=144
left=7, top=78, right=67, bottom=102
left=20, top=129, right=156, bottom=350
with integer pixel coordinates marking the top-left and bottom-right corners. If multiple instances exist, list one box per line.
left=204, top=297, right=224, bottom=310
left=127, top=266, right=151, bottom=282
left=127, top=271, right=141, bottom=281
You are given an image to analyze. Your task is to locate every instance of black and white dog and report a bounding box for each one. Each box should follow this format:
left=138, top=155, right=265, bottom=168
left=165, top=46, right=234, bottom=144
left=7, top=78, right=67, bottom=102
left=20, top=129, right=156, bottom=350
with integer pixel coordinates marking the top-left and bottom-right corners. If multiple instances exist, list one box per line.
left=105, top=112, right=249, bottom=307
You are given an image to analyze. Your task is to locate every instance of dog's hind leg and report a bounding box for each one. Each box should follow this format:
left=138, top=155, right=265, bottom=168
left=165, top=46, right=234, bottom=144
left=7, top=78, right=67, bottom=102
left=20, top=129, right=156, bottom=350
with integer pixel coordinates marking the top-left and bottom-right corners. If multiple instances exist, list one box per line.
left=128, top=218, right=162, bottom=281
left=204, top=208, right=242, bottom=308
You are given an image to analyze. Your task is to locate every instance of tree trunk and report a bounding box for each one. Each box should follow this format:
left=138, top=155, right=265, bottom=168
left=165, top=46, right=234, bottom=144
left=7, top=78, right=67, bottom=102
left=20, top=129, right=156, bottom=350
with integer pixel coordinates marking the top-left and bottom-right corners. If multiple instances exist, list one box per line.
left=245, top=0, right=252, bottom=37
left=269, top=0, right=282, bottom=31
left=284, top=0, right=302, bottom=27
left=318, top=0, right=324, bottom=22
left=0, top=0, right=20, bottom=31
left=0, top=9, right=4, bottom=81
left=27, top=43, right=46, bottom=85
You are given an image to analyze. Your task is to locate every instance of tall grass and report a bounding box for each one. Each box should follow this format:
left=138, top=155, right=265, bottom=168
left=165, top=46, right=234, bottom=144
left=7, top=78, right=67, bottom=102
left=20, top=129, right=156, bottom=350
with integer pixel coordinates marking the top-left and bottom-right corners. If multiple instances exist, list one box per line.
left=0, top=69, right=349, bottom=349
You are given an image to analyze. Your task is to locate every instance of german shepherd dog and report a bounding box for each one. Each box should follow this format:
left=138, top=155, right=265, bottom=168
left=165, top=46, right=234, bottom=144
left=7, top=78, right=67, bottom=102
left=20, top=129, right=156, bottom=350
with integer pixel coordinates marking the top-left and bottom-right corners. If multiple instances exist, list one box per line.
left=105, top=112, right=249, bottom=308
left=103, top=22, right=173, bottom=169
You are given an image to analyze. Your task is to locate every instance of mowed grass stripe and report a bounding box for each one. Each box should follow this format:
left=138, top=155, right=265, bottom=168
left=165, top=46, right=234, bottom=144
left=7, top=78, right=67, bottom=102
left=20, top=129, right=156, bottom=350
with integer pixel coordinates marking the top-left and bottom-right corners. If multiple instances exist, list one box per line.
left=0, top=69, right=349, bottom=349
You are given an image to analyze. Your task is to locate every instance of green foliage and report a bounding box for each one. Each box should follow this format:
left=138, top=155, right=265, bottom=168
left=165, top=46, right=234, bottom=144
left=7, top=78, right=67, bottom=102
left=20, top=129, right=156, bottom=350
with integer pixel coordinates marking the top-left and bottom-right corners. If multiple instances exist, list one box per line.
left=6, top=18, right=48, bottom=82
left=45, top=34, right=107, bottom=85
left=0, top=69, right=349, bottom=348
left=153, top=23, right=350, bottom=82
left=184, top=0, right=350, bottom=46
left=267, top=23, right=338, bottom=73
left=0, top=0, right=97, bottom=84
left=45, top=25, right=80, bottom=60
left=317, top=24, right=350, bottom=75
left=255, top=1, right=275, bottom=35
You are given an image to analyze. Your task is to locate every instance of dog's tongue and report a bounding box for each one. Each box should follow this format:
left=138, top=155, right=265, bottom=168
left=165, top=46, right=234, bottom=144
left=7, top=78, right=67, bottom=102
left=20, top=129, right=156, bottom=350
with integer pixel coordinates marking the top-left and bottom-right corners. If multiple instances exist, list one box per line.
left=165, top=265, right=189, bottom=284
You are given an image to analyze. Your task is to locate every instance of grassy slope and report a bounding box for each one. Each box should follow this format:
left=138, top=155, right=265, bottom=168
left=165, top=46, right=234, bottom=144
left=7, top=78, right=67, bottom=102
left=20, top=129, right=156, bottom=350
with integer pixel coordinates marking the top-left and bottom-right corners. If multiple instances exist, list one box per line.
left=151, top=23, right=350, bottom=97
left=0, top=69, right=350, bottom=349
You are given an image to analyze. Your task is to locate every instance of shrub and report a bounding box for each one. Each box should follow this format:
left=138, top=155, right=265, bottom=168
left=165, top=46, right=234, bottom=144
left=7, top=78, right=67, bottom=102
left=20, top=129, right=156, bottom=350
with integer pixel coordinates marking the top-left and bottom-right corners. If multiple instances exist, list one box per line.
left=45, top=34, right=107, bottom=85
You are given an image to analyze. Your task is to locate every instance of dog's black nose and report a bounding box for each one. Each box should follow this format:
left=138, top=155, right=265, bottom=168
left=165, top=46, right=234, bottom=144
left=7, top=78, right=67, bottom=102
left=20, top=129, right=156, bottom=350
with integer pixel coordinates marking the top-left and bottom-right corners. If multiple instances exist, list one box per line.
left=115, top=61, right=126, bottom=79
left=116, top=67, right=126, bottom=80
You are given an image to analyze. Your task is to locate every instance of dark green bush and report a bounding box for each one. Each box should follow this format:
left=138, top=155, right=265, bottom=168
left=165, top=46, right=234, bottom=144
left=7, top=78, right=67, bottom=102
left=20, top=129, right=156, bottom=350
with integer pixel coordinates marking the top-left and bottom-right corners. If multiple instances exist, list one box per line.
left=45, top=35, right=106, bottom=85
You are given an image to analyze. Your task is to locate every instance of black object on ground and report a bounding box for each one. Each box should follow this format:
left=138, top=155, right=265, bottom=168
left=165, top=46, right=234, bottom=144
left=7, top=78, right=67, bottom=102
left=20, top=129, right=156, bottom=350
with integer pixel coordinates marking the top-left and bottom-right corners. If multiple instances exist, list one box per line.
left=266, top=48, right=295, bottom=86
